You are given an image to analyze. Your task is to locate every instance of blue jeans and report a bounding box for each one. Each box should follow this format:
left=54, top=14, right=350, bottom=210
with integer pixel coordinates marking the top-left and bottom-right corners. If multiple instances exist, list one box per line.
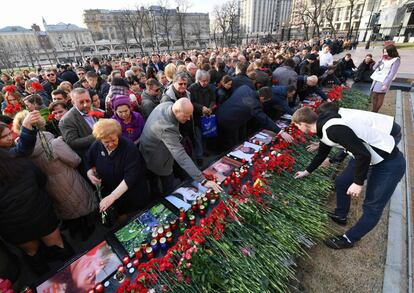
left=334, top=152, right=406, bottom=242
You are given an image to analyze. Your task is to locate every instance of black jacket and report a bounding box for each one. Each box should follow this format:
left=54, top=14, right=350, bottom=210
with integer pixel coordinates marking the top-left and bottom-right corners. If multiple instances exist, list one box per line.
left=60, top=69, right=79, bottom=85
left=0, top=161, right=55, bottom=243
left=232, top=74, right=255, bottom=91
left=188, top=82, right=216, bottom=126
left=42, top=79, right=63, bottom=96
left=216, top=85, right=280, bottom=133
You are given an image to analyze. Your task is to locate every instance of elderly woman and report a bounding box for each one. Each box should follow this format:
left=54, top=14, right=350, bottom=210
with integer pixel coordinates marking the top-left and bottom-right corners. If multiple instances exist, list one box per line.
left=86, top=119, right=149, bottom=219
left=188, top=70, right=217, bottom=166
left=13, top=111, right=97, bottom=240
left=111, top=96, right=145, bottom=145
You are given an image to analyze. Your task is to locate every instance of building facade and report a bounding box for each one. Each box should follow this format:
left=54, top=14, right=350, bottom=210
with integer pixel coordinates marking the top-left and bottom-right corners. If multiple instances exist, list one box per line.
left=83, top=6, right=210, bottom=52
left=43, top=18, right=93, bottom=52
left=288, top=0, right=414, bottom=41
left=239, top=0, right=292, bottom=35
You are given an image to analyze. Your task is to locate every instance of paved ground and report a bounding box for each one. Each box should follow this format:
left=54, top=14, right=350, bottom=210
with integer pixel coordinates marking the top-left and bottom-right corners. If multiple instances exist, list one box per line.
left=403, top=92, right=414, bottom=292
left=333, top=43, right=414, bottom=80
left=296, top=88, right=397, bottom=293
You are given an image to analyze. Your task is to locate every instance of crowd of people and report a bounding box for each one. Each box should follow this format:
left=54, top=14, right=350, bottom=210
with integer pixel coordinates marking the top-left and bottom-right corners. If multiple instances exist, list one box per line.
left=0, top=37, right=402, bottom=279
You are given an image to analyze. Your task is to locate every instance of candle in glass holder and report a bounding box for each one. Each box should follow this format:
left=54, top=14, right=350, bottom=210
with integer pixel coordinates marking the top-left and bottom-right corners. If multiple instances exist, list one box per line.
left=145, top=247, right=154, bottom=259
left=159, top=237, right=168, bottom=250
left=199, top=205, right=205, bottom=216
left=202, top=197, right=209, bottom=208
left=132, top=259, right=140, bottom=268
left=122, top=256, right=130, bottom=265
left=117, top=265, right=126, bottom=273
left=95, top=284, right=104, bottom=293
left=134, top=247, right=142, bottom=259
left=163, top=224, right=171, bottom=233
left=210, top=198, right=216, bottom=205
left=190, top=200, right=198, bottom=211
left=170, top=219, right=178, bottom=230
left=141, top=241, right=148, bottom=251
left=179, top=208, right=186, bottom=219
left=157, top=226, right=164, bottom=238
left=166, top=231, right=173, bottom=243
left=151, top=231, right=159, bottom=241
left=150, top=239, right=158, bottom=253
left=188, top=214, right=196, bottom=226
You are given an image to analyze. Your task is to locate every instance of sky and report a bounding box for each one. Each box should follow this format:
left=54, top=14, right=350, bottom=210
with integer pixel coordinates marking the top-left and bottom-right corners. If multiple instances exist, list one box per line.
left=0, top=0, right=223, bottom=29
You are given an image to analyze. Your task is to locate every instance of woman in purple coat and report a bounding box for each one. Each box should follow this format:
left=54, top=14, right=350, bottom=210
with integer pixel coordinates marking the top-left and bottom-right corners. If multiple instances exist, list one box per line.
left=111, top=95, right=145, bottom=145
left=370, top=44, right=400, bottom=113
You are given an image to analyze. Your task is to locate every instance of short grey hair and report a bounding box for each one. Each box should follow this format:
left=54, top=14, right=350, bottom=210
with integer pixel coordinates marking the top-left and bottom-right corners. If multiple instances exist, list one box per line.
left=173, top=71, right=188, bottom=83
left=71, top=87, right=90, bottom=100
left=195, top=70, right=210, bottom=83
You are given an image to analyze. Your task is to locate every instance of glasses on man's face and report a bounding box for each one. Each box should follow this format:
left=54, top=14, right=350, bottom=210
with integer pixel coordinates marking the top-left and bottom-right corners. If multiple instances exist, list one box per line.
left=178, top=82, right=187, bottom=86
left=77, top=72, right=85, bottom=76
left=47, top=73, right=55, bottom=77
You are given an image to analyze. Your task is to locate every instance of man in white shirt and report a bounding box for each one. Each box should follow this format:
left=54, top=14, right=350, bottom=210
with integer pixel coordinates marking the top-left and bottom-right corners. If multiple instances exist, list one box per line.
left=319, top=44, right=334, bottom=67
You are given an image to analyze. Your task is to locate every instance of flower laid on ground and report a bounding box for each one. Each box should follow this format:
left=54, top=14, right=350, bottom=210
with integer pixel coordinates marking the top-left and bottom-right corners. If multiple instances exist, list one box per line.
left=115, top=88, right=370, bottom=293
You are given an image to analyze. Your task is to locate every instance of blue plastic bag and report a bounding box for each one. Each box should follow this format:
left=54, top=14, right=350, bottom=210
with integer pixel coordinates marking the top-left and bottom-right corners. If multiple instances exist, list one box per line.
left=200, top=115, right=218, bottom=138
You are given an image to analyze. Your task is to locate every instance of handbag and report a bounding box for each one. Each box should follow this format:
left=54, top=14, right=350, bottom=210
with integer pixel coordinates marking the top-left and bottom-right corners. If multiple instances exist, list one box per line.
left=200, top=114, right=218, bottom=138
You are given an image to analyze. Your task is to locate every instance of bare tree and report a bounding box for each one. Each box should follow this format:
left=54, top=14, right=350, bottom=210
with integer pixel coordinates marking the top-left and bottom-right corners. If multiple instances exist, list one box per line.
left=213, top=4, right=228, bottom=47
left=115, top=14, right=130, bottom=53
left=224, top=0, right=239, bottom=46
left=22, top=40, right=37, bottom=68
left=158, top=0, right=174, bottom=52
left=325, top=0, right=337, bottom=38
left=175, top=0, right=191, bottom=50
left=141, top=7, right=156, bottom=52
left=122, top=8, right=145, bottom=55
left=302, top=0, right=324, bottom=38
left=347, top=0, right=356, bottom=38
left=0, top=40, right=16, bottom=71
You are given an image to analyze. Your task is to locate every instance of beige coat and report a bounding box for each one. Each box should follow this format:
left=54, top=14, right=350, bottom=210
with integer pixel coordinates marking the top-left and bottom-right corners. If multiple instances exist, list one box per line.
left=30, top=132, right=97, bottom=219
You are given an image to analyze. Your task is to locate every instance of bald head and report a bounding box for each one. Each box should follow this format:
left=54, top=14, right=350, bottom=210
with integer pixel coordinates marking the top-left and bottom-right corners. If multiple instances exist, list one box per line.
left=172, top=98, right=193, bottom=124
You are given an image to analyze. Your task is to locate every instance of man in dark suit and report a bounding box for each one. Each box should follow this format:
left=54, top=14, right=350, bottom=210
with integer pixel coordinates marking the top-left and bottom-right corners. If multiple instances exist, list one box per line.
left=148, top=53, right=165, bottom=73
left=59, top=88, right=96, bottom=164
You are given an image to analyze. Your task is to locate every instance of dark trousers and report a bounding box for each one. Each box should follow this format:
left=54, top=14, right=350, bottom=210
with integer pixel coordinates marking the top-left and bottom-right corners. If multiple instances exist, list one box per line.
left=147, top=170, right=175, bottom=198
left=334, top=152, right=406, bottom=242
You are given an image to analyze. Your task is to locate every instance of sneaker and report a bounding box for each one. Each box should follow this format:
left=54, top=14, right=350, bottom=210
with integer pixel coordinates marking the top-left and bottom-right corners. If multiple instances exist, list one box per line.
left=327, top=211, right=347, bottom=226
left=325, top=235, right=354, bottom=249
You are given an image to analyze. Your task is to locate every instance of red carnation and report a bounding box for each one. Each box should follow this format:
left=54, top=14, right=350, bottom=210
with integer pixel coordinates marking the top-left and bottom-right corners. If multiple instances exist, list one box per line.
left=4, top=85, right=17, bottom=93
left=3, top=103, right=21, bottom=115
left=47, top=113, right=56, bottom=121
left=31, top=82, right=43, bottom=92
left=88, top=111, right=105, bottom=119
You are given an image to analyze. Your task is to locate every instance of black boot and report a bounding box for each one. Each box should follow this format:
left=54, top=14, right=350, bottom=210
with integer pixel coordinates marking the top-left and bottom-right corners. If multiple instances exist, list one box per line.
left=24, top=250, right=49, bottom=275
